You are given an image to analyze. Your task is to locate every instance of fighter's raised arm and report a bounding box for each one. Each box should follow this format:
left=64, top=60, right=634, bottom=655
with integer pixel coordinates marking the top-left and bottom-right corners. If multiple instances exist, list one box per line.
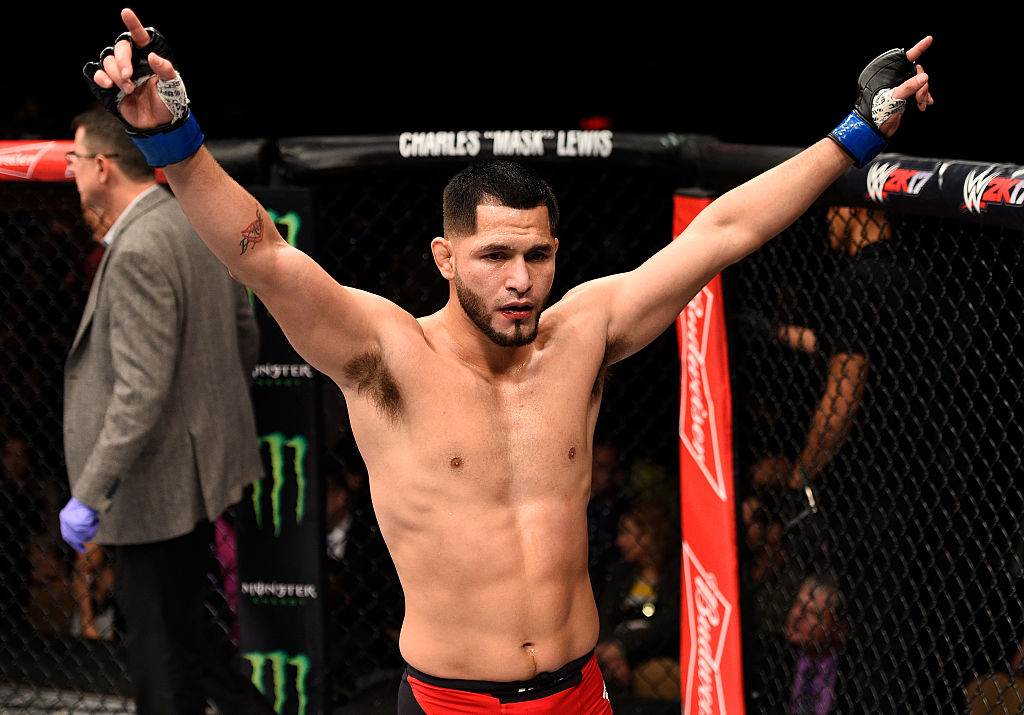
left=585, top=36, right=933, bottom=366
left=84, top=8, right=400, bottom=384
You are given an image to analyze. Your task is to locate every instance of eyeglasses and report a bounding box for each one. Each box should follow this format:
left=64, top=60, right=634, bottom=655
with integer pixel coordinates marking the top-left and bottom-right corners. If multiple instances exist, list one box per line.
left=65, top=151, right=119, bottom=166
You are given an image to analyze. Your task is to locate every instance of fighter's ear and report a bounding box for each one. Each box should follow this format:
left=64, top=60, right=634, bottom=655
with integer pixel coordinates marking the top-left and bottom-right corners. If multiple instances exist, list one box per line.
left=430, top=236, right=454, bottom=280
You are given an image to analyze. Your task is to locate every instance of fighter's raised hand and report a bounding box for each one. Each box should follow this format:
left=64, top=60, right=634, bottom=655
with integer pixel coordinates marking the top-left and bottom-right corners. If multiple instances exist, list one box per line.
left=904, top=37, right=934, bottom=107
left=879, top=36, right=934, bottom=134
left=828, top=36, right=935, bottom=167
left=83, top=8, right=204, bottom=167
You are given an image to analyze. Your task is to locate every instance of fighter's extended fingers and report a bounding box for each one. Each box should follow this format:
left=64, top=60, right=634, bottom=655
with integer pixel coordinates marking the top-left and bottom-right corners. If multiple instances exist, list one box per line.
left=148, top=52, right=178, bottom=81
left=892, top=71, right=929, bottom=103
left=91, top=66, right=116, bottom=90
left=911, top=66, right=933, bottom=110
left=121, top=8, right=151, bottom=47
left=905, top=35, right=932, bottom=64
left=102, top=51, right=135, bottom=94
left=112, top=36, right=134, bottom=82
left=102, top=8, right=148, bottom=93
left=916, top=86, right=934, bottom=111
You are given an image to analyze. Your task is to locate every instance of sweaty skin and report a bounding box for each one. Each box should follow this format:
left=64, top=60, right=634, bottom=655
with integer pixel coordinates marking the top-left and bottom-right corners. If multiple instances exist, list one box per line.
left=91, top=6, right=933, bottom=686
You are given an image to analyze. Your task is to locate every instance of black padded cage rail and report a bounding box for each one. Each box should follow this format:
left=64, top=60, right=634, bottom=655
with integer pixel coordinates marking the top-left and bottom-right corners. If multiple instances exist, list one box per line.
left=0, top=132, right=1020, bottom=714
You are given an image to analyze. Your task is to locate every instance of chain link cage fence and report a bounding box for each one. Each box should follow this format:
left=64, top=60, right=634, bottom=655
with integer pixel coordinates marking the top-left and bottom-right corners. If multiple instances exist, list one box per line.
left=732, top=202, right=1023, bottom=714
left=0, top=134, right=1021, bottom=715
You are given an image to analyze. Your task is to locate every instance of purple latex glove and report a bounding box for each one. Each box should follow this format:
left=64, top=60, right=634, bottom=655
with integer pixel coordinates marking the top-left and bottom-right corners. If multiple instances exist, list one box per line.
left=59, top=497, right=99, bottom=553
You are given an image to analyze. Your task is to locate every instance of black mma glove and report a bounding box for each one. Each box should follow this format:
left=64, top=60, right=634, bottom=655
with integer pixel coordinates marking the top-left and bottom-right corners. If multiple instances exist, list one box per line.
left=83, top=27, right=204, bottom=168
left=828, top=47, right=917, bottom=167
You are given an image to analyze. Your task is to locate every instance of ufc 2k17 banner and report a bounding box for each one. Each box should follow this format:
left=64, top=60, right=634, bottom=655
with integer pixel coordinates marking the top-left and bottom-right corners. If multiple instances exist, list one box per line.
left=674, top=192, right=745, bottom=714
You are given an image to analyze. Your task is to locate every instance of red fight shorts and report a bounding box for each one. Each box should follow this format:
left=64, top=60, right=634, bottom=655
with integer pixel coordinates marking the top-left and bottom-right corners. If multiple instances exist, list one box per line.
left=398, top=650, right=614, bottom=714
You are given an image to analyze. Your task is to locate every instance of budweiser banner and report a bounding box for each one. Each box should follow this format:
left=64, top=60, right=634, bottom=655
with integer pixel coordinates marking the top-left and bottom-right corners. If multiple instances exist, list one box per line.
left=0, top=140, right=166, bottom=183
left=0, top=140, right=73, bottom=181
left=674, top=192, right=744, bottom=714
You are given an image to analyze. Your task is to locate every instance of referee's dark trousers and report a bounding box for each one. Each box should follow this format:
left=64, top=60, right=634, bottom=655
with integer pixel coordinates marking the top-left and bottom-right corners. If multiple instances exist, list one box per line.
left=111, top=519, right=274, bottom=715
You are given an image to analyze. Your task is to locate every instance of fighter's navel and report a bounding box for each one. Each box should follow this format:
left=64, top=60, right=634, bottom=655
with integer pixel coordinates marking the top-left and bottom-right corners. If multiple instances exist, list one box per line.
left=522, top=642, right=539, bottom=675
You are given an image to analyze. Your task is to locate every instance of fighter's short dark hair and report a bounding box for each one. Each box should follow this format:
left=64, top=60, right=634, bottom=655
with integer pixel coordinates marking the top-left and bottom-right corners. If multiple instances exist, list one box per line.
left=442, top=160, right=559, bottom=238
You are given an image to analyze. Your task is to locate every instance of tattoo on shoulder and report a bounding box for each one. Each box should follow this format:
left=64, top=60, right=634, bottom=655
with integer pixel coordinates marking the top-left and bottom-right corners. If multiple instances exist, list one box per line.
left=239, top=211, right=264, bottom=255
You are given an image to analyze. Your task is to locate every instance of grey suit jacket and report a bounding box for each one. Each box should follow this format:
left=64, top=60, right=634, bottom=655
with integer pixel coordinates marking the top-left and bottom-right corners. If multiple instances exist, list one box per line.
left=63, top=186, right=265, bottom=545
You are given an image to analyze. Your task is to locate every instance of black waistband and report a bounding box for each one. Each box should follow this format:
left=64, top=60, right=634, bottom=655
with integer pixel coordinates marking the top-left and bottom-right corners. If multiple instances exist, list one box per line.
left=405, top=649, right=594, bottom=699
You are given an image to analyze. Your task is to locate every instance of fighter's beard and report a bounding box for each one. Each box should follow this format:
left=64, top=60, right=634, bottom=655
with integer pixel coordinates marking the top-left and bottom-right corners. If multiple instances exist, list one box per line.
left=454, top=273, right=541, bottom=348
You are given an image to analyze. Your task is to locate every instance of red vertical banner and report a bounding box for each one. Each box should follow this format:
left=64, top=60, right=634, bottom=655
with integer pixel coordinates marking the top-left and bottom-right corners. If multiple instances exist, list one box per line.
left=673, top=193, right=744, bottom=714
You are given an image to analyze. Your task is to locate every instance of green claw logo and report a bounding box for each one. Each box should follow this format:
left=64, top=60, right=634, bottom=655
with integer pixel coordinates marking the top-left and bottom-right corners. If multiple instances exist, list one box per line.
left=245, top=650, right=310, bottom=715
left=253, top=433, right=308, bottom=536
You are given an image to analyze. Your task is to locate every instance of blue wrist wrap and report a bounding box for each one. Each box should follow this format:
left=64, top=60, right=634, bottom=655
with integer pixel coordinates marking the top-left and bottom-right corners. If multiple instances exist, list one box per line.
left=828, top=111, right=887, bottom=168
left=129, top=112, right=205, bottom=168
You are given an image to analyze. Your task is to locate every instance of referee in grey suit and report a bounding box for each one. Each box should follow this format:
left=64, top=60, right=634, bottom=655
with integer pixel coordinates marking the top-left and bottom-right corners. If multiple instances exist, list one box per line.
left=59, top=108, right=274, bottom=715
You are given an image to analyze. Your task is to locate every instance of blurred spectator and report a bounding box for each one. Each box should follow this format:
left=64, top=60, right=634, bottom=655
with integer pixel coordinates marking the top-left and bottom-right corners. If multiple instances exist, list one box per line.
left=739, top=456, right=814, bottom=708
left=596, top=500, right=680, bottom=700
left=1, top=434, right=40, bottom=631
left=779, top=209, right=880, bottom=496
left=784, top=572, right=849, bottom=714
left=27, top=537, right=74, bottom=636
left=1, top=434, right=62, bottom=632
left=324, top=448, right=404, bottom=707
left=963, top=632, right=1024, bottom=715
left=964, top=538, right=1023, bottom=715
left=213, top=512, right=241, bottom=645
left=769, top=205, right=951, bottom=709
left=70, top=541, right=115, bottom=640
left=588, top=440, right=627, bottom=600
left=741, top=456, right=789, bottom=584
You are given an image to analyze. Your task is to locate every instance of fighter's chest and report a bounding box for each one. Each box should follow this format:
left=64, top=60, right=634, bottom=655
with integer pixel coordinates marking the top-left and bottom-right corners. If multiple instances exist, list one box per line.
left=408, top=376, right=588, bottom=500
left=350, top=348, right=597, bottom=502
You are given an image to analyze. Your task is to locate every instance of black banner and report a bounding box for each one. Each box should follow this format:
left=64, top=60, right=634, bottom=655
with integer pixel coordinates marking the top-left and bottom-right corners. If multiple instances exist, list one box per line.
left=237, top=187, right=324, bottom=715
left=841, top=156, right=1024, bottom=230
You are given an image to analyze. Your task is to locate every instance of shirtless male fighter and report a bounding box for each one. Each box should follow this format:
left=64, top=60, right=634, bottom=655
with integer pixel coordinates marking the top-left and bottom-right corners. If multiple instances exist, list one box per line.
left=76, top=9, right=933, bottom=712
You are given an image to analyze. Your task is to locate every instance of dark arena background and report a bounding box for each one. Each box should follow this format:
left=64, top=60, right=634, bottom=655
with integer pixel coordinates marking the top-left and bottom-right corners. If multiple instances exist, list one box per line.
left=2, top=9, right=1022, bottom=715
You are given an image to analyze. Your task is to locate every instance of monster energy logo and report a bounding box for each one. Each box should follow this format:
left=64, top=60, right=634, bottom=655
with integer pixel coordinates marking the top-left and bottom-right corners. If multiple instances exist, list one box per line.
left=241, top=580, right=318, bottom=606
left=253, top=433, right=308, bottom=536
left=245, top=650, right=310, bottom=715
left=253, top=363, right=314, bottom=388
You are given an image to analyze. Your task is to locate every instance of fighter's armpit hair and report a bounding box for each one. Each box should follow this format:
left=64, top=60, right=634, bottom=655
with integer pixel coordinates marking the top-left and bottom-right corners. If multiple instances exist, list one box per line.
left=239, top=210, right=264, bottom=255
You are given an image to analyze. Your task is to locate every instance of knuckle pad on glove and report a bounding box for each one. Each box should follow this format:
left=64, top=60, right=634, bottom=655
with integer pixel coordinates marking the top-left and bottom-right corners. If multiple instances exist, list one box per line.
left=855, top=48, right=915, bottom=131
